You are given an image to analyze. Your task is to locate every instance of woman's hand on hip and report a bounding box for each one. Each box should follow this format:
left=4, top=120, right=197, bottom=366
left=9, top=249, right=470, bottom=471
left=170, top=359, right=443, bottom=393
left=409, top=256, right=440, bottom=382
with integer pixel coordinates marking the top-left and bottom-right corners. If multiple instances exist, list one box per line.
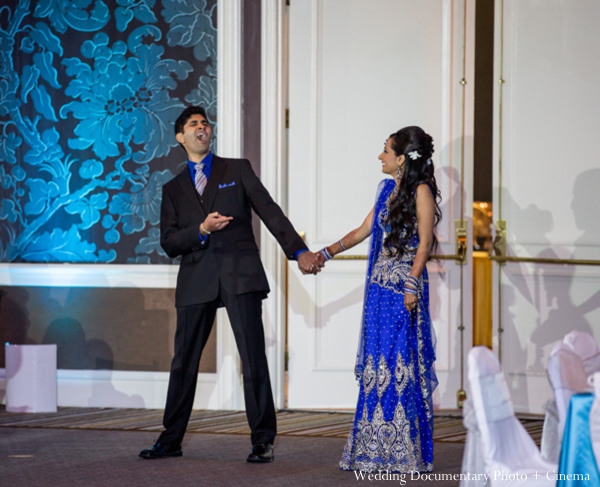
left=404, top=292, right=418, bottom=312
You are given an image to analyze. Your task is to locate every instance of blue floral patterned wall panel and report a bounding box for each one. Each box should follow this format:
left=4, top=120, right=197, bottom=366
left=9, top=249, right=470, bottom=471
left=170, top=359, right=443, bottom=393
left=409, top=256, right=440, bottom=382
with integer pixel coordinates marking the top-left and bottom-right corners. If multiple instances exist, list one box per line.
left=0, top=0, right=217, bottom=263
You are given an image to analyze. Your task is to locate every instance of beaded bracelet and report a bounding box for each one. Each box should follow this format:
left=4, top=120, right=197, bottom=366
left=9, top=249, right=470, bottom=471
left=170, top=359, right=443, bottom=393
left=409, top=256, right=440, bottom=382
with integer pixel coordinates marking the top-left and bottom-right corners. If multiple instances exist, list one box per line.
left=404, top=275, right=419, bottom=294
left=404, top=283, right=418, bottom=294
left=406, top=275, right=419, bottom=287
left=338, top=239, right=347, bottom=251
left=200, top=223, right=211, bottom=235
left=319, top=247, right=333, bottom=261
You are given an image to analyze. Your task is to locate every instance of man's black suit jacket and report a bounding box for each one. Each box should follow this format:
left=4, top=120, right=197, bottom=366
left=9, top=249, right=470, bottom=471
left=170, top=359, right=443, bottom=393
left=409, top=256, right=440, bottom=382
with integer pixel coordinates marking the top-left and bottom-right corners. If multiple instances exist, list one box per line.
left=160, top=155, right=307, bottom=307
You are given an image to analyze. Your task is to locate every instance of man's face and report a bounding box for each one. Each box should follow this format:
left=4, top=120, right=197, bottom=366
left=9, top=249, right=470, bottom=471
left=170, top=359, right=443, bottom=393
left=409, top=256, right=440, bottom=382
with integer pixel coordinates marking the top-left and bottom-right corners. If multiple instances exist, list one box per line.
left=176, top=114, right=212, bottom=160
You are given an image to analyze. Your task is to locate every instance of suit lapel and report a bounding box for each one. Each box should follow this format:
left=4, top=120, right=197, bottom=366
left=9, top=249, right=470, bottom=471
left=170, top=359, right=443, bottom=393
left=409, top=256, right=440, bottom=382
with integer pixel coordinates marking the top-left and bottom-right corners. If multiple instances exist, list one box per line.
left=176, top=168, right=206, bottom=216
left=201, top=156, right=227, bottom=213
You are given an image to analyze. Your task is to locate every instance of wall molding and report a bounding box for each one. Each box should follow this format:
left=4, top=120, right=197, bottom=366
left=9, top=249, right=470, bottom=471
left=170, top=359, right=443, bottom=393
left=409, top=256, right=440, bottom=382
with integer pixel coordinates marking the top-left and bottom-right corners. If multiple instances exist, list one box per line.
left=0, top=263, right=178, bottom=288
left=0, top=368, right=217, bottom=410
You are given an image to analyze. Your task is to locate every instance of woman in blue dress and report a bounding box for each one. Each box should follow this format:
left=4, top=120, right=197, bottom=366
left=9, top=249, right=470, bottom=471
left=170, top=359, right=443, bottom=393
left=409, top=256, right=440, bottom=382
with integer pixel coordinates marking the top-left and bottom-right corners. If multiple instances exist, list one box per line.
left=318, top=126, right=441, bottom=473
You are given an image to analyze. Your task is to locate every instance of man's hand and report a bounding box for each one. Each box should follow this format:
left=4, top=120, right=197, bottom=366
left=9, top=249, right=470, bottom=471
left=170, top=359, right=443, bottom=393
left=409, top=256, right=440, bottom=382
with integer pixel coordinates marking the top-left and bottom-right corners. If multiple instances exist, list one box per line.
left=298, top=251, right=323, bottom=275
left=200, top=212, right=233, bottom=235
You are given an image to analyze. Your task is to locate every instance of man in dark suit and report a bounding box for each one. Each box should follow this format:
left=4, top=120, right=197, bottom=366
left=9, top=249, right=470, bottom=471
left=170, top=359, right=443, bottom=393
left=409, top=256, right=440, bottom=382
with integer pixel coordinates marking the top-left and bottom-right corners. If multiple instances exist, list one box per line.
left=139, top=106, right=320, bottom=463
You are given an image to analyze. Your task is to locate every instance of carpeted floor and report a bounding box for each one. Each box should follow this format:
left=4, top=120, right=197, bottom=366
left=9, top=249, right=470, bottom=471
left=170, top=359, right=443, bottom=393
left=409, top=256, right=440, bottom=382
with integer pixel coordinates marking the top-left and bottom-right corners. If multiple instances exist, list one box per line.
left=0, top=407, right=543, bottom=486
left=0, top=406, right=543, bottom=444
left=0, top=407, right=458, bottom=437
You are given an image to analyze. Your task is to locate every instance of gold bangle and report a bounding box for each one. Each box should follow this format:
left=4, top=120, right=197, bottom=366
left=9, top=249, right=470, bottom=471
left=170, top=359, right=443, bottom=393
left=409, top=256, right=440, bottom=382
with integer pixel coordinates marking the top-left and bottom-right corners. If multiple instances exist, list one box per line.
left=200, top=224, right=211, bottom=235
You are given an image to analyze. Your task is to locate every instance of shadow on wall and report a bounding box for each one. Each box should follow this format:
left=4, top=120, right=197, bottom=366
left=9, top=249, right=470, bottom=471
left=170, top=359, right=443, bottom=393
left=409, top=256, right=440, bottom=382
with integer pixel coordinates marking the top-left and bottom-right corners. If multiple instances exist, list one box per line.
left=0, top=288, right=37, bottom=363
left=42, top=317, right=113, bottom=370
left=501, top=167, right=600, bottom=396
left=0, top=285, right=217, bottom=407
left=1, top=285, right=216, bottom=374
left=41, top=317, right=145, bottom=407
left=531, top=169, right=600, bottom=352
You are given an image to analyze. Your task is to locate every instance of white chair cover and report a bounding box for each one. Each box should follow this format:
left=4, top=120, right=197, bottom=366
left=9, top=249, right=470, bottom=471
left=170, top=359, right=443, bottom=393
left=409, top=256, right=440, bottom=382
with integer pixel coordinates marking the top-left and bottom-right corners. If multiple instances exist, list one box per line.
left=582, top=353, right=600, bottom=377
left=589, top=371, right=600, bottom=472
left=460, top=397, right=487, bottom=486
left=540, top=398, right=560, bottom=465
left=540, top=332, right=600, bottom=462
left=468, top=346, right=556, bottom=486
left=562, top=330, right=600, bottom=363
left=583, top=353, right=600, bottom=377
left=541, top=340, right=591, bottom=463
left=548, top=343, right=589, bottom=427
left=562, top=330, right=600, bottom=377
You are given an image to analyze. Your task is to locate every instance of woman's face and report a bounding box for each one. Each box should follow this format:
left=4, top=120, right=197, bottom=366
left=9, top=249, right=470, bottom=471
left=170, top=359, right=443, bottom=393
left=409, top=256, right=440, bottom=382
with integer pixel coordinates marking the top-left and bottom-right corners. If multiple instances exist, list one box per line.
left=378, top=138, right=405, bottom=177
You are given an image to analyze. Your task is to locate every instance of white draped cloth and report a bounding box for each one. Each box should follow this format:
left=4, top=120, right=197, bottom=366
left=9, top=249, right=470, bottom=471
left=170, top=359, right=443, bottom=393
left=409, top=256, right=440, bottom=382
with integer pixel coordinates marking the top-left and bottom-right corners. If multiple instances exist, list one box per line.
left=466, top=346, right=556, bottom=486
left=562, top=330, right=600, bottom=377
left=460, top=398, right=486, bottom=486
left=541, top=331, right=599, bottom=463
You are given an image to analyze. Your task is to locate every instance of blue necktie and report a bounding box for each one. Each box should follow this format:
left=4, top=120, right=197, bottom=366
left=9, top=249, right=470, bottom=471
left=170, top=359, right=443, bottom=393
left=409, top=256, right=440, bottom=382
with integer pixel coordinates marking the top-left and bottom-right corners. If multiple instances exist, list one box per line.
left=194, top=163, right=207, bottom=195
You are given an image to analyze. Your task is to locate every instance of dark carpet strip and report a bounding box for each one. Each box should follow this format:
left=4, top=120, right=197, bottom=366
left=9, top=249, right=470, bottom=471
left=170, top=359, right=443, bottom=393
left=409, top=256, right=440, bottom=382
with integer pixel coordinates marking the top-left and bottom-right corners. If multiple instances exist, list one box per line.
left=0, top=406, right=543, bottom=444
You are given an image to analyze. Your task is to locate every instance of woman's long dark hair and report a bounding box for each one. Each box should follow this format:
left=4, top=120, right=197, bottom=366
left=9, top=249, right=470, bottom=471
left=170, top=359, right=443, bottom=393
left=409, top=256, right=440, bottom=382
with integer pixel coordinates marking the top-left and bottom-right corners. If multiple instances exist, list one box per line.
left=384, top=126, right=442, bottom=258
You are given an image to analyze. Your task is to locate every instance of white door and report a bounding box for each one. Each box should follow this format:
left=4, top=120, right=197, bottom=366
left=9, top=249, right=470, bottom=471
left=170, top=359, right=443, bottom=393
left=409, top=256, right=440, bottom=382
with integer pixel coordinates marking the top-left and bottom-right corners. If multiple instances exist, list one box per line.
left=286, top=0, right=475, bottom=410
left=492, top=0, right=600, bottom=413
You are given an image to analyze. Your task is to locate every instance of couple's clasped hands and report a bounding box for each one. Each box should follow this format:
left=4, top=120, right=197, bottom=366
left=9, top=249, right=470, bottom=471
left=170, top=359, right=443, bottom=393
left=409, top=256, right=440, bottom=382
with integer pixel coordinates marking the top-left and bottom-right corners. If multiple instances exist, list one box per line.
left=298, top=250, right=327, bottom=275
left=202, top=212, right=326, bottom=276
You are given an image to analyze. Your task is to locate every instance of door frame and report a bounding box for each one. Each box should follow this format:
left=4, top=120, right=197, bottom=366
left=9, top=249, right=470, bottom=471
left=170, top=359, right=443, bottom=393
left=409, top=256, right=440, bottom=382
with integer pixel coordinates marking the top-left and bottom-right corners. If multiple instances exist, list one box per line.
left=277, top=0, right=476, bottom=410
left=259, top=0, right=288, bottom=410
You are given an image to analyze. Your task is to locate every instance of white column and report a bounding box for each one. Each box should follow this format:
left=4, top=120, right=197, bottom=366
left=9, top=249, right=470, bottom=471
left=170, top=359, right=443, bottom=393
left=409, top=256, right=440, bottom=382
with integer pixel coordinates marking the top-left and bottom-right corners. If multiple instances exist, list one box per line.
left=216, top=0, right=244, bottom=410
left=261, top=0, right=287, bottom=409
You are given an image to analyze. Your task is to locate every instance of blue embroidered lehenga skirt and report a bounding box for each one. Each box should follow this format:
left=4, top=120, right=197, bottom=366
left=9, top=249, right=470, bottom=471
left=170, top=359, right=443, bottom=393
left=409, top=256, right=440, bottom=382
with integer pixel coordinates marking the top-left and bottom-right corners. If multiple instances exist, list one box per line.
left=339, top=248, right=437, bottom=473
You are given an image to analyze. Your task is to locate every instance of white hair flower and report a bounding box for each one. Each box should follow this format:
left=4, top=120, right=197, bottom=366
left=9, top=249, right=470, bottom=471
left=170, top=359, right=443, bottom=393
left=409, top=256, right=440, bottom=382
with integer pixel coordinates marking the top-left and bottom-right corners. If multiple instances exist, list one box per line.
left=408, top=150, right=421, bottom=160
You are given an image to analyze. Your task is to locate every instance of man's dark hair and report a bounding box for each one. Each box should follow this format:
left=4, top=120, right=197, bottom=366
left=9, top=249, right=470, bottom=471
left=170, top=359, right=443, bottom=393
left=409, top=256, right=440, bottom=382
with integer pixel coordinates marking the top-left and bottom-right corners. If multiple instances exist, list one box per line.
left=174, top=106, right=208, bottom=135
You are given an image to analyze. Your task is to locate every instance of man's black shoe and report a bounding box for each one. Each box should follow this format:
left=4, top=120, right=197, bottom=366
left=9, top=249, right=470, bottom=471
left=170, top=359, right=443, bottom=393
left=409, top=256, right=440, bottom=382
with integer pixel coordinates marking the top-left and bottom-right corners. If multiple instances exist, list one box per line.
left=139, top=442, right=182, bottom=459
left=247, top=443, right=274, bottom=463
